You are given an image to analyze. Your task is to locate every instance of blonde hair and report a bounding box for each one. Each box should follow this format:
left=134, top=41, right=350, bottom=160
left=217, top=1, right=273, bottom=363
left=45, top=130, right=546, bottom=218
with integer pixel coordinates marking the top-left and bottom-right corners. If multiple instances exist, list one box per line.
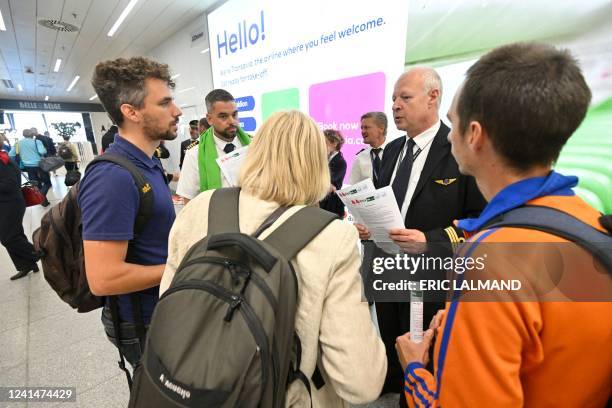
left=238, top=110, right=330, bottom=206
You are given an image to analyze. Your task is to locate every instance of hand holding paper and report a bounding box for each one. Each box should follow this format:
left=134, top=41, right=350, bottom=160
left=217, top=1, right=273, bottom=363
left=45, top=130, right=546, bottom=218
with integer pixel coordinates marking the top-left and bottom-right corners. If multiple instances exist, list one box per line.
left=338, top=182, right=404, bottom=253
left=389, top=228, right=428, bottom=254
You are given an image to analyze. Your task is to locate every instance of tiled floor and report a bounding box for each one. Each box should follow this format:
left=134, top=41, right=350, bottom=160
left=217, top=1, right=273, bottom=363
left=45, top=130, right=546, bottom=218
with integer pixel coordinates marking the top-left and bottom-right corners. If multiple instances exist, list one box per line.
left=0, top=172, right=130, bottom=408
left=0, top=172, right=398, bottom=408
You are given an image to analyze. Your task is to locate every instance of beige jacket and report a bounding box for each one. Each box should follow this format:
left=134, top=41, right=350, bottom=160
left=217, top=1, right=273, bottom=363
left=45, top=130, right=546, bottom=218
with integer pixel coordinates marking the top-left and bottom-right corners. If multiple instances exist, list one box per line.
left=161, top=190, right=386, bottom=407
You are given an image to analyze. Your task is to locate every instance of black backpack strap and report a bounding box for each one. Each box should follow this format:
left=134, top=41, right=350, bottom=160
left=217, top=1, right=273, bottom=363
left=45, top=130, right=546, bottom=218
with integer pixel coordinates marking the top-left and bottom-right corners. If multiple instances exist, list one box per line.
left=286, top=333, right=325, bottom=408
left=252, top=206, right=290, bottom=238
left=88, top=154, right=154, bottom=389
left=262, top=207, right=336, bottom=401
left=88, top=154, right=154, bottom=234
left=311, top=365, right=325, bottom=390
left=600, top=215, right=612, bottom=233
left=262, top=206, right=338, bottom=260
left=130, top=294, right=147, bottom=355
left=109, top=296, right=133, bottom=390
left=208, top=187, right=241, bottom=235
left=484, top=205, right=612, bottom=273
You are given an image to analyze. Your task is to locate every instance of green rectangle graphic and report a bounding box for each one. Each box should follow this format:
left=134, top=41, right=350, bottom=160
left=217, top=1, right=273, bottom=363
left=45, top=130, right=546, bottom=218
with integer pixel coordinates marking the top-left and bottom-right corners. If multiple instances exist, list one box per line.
left=261, top=88, right=300, bottom=121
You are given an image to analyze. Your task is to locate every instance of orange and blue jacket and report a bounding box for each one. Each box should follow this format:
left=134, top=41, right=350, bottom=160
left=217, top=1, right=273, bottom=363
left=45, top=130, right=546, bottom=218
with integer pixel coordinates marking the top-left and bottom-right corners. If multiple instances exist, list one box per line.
left=404, top=172, right=612, bottom=407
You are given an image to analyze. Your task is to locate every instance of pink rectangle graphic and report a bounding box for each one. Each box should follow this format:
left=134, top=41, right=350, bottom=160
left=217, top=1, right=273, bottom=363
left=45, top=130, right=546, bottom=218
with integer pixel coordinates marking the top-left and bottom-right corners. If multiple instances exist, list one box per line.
left=309, top=72, right=386, bottom=184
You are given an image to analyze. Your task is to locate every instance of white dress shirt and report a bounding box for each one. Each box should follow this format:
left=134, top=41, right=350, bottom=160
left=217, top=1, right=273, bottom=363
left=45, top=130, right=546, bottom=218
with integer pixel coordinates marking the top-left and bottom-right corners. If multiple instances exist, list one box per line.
left=176, top=134, right=244, bottom=199
left=390, top=121, right=440, bottom=219
left=348, top=139, right=388, bottom=185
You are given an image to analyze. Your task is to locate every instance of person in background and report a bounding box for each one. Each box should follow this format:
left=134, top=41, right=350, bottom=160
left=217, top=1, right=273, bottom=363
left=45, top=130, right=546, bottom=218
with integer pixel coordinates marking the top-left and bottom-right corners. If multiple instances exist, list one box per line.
left=349, top=112, right=389, bottom=186
left=31, top=127, right=55, bottom=196
left=396, top=42, right=612, bottom=408
left=1, top=132, right=11, bottom=152
left=33, top=128, right=56, bottom=156
left=9, top=129, right=51, bottom=207
left=1, top=147, right=42, bottom=280
left=198, top=116, right=210, bottom=135
left=101, top=125, right=119, bottom=153
left=176, top=89, right=251, bottom=203
left=161, top=110, right=386, bottom=406
left=319, top=129, right=347, bottom=217
left=179, top=119, right=199, bottom=169
left=154, top=141, right=179, bottom=183
left=58, top=135, right=79, bottom=172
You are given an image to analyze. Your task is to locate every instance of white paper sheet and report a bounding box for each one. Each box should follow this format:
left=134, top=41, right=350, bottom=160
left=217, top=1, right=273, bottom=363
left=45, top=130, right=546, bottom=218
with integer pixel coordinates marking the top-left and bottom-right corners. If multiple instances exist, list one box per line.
left=341, top=185, right=404, bottom=253
left=336, top=178, right=376, bottom=224
left=215, top=146, right=249, bottom=187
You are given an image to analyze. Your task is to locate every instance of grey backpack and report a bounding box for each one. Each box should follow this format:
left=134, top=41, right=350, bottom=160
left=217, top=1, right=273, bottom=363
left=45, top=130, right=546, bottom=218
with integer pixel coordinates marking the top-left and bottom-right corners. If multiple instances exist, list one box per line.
left=129, top=188, right=337, bottom=407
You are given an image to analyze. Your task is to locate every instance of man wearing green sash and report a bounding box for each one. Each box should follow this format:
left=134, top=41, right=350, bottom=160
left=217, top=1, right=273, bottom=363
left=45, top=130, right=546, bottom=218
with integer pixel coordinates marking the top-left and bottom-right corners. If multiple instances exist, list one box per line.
left=176, top=89, right=251, bottom=202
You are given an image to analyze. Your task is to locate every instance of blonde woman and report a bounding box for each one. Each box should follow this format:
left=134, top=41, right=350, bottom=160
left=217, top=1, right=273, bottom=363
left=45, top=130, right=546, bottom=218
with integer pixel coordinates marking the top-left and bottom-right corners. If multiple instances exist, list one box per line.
left=161, top=110, right=386, bottom=406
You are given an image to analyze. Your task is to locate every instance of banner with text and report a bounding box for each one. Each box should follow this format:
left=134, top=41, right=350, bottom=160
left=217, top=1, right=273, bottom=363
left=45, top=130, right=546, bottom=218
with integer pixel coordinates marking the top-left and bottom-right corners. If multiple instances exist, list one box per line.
left=207, top=0, right=409, bottom=181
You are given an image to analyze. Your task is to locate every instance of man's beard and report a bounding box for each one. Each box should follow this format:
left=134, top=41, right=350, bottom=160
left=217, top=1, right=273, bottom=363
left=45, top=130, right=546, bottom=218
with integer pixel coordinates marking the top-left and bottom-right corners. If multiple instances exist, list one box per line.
left=216, top=126, right=237, bottom=141
left=143, top=115, right=177, bottom=141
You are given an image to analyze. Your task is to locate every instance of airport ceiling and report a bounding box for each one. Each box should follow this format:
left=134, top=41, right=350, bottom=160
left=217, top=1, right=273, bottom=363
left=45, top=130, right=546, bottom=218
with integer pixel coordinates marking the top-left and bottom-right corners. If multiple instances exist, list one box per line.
left=1, top=0, right=611, bottom=104
left=0, top=0, right=218, bottom=104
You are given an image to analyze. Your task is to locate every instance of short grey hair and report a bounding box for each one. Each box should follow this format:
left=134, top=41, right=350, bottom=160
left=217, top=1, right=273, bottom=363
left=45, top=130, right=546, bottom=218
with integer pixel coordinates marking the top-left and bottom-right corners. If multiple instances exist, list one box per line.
left=421, top=67, right=443, bottom=108
left=361, top=111, right=388, bottom=135
left=404, top=66, right=443, bottom=108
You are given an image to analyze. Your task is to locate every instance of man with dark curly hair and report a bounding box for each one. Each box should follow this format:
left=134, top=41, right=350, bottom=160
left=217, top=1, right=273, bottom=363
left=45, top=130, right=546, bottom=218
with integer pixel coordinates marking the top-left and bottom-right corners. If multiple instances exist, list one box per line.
left=78, top=57, right=182, bottom=369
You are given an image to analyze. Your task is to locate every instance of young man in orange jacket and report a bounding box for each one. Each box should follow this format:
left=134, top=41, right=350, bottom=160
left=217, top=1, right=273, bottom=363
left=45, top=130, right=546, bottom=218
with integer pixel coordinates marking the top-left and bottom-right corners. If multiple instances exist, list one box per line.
left=394, top=42, right=612, bottom=407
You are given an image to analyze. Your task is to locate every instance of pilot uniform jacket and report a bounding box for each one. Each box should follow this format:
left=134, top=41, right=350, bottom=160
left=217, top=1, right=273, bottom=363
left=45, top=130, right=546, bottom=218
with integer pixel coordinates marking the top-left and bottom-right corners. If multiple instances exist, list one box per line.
left=180, top=138, right=197, bottom=169
left=374, top=121, right=486, bottom=398
left=319, top=151, right=347, bottom=217
left=378, top=122, right=485, bottom=244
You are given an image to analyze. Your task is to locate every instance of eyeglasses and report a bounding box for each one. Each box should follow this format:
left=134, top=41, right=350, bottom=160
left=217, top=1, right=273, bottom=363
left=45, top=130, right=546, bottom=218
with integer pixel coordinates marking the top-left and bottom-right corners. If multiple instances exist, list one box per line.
left=190, top=127, right=198, bottom=130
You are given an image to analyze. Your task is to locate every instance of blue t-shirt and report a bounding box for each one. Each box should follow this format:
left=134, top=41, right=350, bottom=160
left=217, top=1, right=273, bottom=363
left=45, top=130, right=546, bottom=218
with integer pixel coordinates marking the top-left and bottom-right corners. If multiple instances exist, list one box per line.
left=78, top=135, right=175, bottom=323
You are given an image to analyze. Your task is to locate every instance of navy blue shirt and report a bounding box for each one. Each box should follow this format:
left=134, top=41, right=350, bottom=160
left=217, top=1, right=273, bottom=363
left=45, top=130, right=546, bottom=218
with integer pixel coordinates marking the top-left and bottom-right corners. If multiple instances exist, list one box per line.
left=78, top=135, right=175, bottom=323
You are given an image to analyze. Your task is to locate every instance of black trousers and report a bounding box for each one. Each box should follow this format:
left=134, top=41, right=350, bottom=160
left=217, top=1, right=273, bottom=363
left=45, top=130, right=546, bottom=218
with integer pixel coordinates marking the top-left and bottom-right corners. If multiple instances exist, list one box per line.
left=23, top=166, right=51, bottom=197
left=376, top=300, right=444, bottom=407
left=0, top=198, right=38, bottom=272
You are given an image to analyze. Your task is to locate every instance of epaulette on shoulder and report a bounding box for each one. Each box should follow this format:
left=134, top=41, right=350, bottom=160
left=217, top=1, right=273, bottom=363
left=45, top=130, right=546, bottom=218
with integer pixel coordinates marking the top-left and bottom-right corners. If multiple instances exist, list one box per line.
left=186, top=140, right=199, bottom=150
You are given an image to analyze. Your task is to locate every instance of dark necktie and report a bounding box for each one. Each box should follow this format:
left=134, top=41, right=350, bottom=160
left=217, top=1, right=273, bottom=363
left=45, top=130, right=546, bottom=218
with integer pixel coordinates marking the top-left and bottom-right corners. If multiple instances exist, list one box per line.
left=392, top=138, right=417, bottom=207
left=224, top=143, right=235, bottom=154
left=371, top=148, right=382, bottom=185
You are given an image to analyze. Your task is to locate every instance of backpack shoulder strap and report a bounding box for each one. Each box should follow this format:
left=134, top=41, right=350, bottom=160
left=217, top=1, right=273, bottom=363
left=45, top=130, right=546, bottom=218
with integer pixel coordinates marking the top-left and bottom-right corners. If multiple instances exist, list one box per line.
left=88, top=154, right=154, bottom=234
left=484, top=205, right=612, bottom=273
left=208, top=187, right=241, bottom=235
left=263, top=206, right=338, bottom=260
left=252, top=206, right=289, bottom=238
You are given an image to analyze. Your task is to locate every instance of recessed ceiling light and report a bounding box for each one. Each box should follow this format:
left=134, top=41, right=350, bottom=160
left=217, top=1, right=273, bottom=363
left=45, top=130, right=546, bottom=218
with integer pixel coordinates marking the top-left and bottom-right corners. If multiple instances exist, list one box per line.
left=177, top=87, right=195, bottom=94
left=66, top=75, right=80, bottom=92
left=171, top=74, right=181, bottom=80
left=45, top=96, right=49, bottom=101
left=54, top=59, right=62, bottom=72
left=107, top=0, right=139, bottom=37
left=17, top=84, right=23, bottom=91
left=200, top=48, right=210, bottom=54
left=0, top=9, right=6, bottom=31
left=89, top=94, right=98, bottom=101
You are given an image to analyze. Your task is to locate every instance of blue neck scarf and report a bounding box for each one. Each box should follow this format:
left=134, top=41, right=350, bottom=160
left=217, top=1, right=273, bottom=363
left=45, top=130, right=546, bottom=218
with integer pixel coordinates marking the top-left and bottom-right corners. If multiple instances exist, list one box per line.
left=458, top=171, right=577, bottom=233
